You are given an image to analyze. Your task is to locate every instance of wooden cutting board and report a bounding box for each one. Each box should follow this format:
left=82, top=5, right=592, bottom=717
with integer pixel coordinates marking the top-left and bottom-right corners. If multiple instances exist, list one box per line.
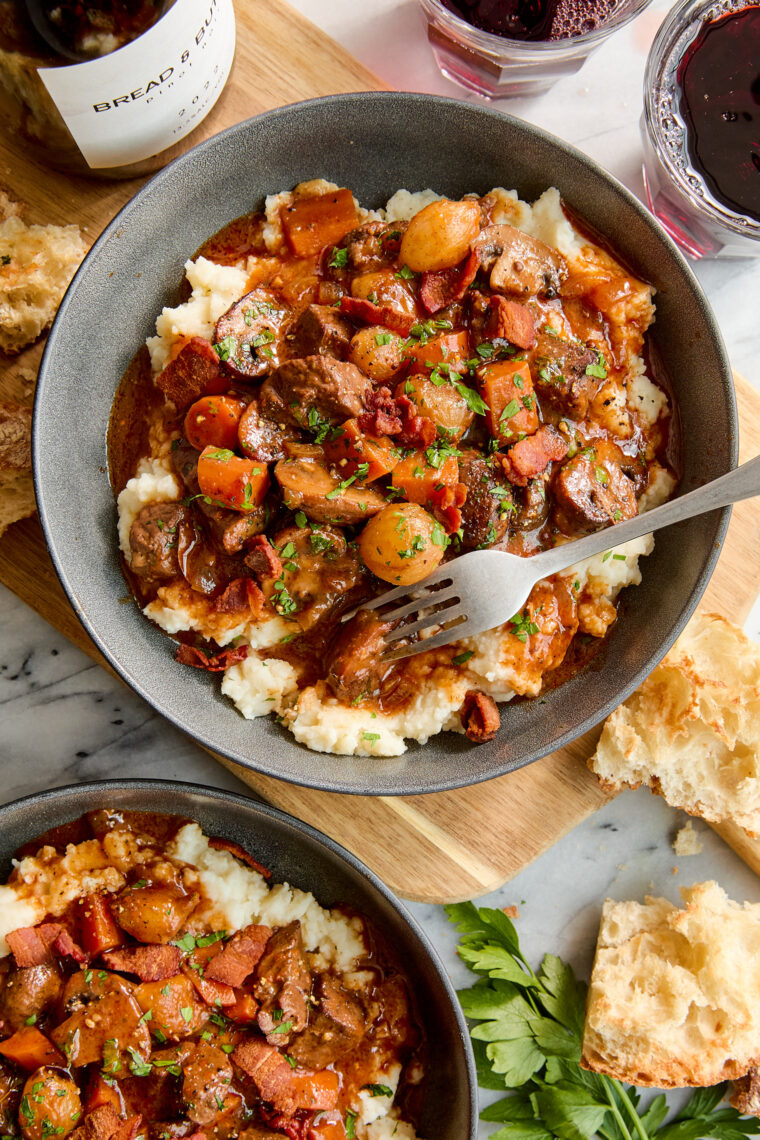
left=2, top=0, right=760, bottom=903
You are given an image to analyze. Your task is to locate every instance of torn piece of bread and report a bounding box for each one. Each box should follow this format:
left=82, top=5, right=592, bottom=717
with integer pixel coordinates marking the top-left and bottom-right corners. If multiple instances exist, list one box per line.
left=590, top=613, right=760, bottom=836
left=0, top=401, right=34, bottom=536
left=0, top=195, right=86, bottom=354
left=582, top=880, right=760, bottom=1087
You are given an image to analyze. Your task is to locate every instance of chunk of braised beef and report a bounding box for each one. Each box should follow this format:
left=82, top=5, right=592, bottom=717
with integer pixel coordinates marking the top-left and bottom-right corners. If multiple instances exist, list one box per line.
left=530, top=330, right=601, bottom=420
left=325, top=608, right=396, bottom=704
left=260, top=357, right=368, bottom=429
left=290, top=304, right=353, bottom=359
left=243, top=535, right=283, bottom=581
left=214, top=289, right=290, bottom=381
left=338, top=221, right=407, bottom=272
left=199, top=503, right=269, bottom=556
left=254, top=922, right=311, bottom=1039
left=553, top=439, right=641, bottom=535
left=181, top=1040, right=234, bottom=1126
left=458, top=451, right=512, bottom=550
left=156, top=338, right=226, bottom=412
left=460, top=689, right=501, bottom=743
left=500, top=425, right=569, bottom=487
left=129, top=503, right=193, bottom=581
left=288, top=975, right=365, bottom=1069
left=262, top=524, right=368, bottom=631
left=0, top=964, right=62, bottom=1034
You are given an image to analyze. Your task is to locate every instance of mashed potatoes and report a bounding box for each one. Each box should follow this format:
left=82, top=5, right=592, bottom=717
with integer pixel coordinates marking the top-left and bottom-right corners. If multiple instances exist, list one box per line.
left=117, top=183, right=670, bottom=757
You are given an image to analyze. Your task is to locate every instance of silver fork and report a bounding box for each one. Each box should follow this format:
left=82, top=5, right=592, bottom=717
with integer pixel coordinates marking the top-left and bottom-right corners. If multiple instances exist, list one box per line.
left=358, top=453, right=760, bottom=662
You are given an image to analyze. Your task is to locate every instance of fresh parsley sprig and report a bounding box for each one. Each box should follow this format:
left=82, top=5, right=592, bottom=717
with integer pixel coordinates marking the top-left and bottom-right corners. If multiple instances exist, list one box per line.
left=447, top=902, right=760, bottom=1140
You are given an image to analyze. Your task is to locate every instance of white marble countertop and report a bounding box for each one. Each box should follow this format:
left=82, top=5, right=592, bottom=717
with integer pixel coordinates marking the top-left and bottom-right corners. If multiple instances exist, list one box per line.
left=2, top=1, right=760, bottom=1135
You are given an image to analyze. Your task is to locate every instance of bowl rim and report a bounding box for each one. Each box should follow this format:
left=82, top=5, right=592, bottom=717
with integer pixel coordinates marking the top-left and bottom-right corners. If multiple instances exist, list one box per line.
left=32, top=90, right=737, bottom=796
left=0, top=776, right=479, bottom=1137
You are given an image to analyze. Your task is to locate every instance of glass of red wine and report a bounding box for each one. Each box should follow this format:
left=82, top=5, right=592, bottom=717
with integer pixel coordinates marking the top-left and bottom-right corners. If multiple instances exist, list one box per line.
left=418, top=0, right=653, bottom=97
left=642, top=0, right=760, bottom=258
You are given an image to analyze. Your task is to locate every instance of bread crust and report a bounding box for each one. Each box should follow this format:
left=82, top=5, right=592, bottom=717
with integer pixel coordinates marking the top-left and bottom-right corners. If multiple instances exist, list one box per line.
left=589, top=613, right=760, bottom=836
left=582, top=882, right=760, bottom=1088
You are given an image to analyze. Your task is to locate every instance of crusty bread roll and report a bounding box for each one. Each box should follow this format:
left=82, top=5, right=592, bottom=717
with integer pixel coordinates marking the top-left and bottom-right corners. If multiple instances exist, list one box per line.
left=590, top=613, right=760, bottom=836
left=0, top=194, right=86, bottom=354
left=0, top=401, right=34, bottom=536
left=582, top=881, right=760, bottom=1087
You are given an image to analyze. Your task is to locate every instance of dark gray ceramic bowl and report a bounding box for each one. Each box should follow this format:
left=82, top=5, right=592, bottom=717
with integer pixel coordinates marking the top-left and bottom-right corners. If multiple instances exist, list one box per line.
left=0, top=778, right=477, bottom=1138
left=33, top=92, right=736, bottom=795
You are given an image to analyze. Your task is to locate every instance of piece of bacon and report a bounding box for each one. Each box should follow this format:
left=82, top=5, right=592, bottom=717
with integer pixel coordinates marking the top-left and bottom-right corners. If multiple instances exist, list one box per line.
left=54, top=928, right=87, bottom=963
left=156, top=337, right=227, bottom=411
left=430, top=481, right=468, bottom=535
left=459, top=689, right=501, bottom=743
left=486, top=295, right=536, bottom=350
left=419, top=248, right=480, bottom=314
left=340, top=296, right=416, bottom=337
left=243, top=535, right=283, bottom=580
left=208, top=837, right=272, bottom=878
left=394, top=394, right=436, bottom=448
left=6, top=923, right=63, bottom=968
left=212, top=577, right=265, bottom=617
left=174, top=643, right=249, bottom=672
left=358, top=386, right=403, bottom=437
left=203, top=925, right=272, bottom=988
left=500, top=425, right=569, bottom=487
left=102, top=944, right=182, bottom=982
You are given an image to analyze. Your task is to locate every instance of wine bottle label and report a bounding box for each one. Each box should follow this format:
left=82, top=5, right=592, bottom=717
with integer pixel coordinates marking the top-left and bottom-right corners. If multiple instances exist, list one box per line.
left=37, top=0, right=235, bottom=169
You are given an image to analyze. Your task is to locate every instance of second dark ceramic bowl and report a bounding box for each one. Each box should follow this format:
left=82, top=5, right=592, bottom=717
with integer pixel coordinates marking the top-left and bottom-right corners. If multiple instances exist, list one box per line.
left=0, top=779, right=477, bottom=1138
left=33, top=92, right=736, bottom=794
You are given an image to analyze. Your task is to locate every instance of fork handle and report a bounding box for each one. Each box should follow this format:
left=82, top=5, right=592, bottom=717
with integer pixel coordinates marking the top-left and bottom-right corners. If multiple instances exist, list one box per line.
left=528, top=453, right=760, bottom=578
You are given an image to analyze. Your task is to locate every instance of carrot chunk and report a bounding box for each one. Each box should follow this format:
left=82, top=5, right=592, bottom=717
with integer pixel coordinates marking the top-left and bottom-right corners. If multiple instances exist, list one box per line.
left=323, top=418, right=399, bottom=482
left=0, top=1027, right=65, bottom=1070
left=280, top=189, right=358, bottom=258
left=478, top=359, right=539, bottom=444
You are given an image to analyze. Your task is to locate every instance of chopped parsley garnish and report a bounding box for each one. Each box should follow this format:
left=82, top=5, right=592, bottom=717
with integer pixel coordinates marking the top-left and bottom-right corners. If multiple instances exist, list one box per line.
left=375, top=332, right=392, bottom=346
left=270, top=1020, right=293, bottom=1035
left=362, top=1083, right=394, bottom=1097
left=213, top=335, right=238, bottom=362
left=395, top=264, right=416, bottom=280
left=328, top=246, right=348, bottom=269
left=452, top=650, right=474, bottom=666
left=586, top=352, right=608, bottom=379
left=127, top=1049, right=152, bottom=1077
left=326, top=474, right=358, bottom=500
left=510, top=611, right=540, bottom=643
left=499, top=398, right=521, bottom=423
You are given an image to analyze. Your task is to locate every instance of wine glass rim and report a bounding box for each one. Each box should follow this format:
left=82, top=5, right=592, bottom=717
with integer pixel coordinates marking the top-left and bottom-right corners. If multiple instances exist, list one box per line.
left=643, top=0, right=760, bottom=240
left=419, top=0, right=655, bottom=54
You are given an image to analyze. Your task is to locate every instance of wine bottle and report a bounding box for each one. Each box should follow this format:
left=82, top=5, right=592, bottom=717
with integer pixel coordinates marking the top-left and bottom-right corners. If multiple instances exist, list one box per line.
left=0, top=0, right=236, bottom=178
